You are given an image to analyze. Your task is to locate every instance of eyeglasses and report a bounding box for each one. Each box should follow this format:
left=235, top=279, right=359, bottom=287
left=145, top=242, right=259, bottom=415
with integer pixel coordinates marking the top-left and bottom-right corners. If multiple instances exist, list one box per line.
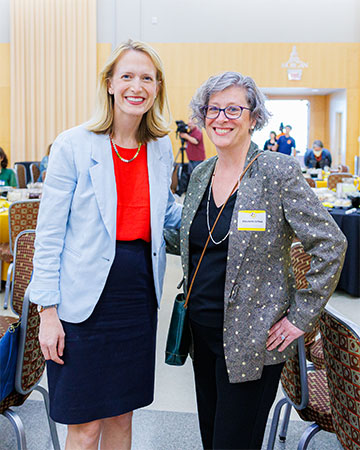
left=203, top=105, right=252, bottom=120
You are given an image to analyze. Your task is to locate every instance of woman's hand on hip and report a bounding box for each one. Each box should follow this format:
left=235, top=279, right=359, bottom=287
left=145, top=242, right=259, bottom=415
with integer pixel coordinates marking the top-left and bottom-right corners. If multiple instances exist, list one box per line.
left=266, top=317, right=304, bottom=352
left=39, top=308, right=65, bottom=365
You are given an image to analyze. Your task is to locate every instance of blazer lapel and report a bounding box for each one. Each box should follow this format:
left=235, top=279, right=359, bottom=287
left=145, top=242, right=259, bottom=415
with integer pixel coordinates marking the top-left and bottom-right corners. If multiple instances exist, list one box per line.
left=225, top=142, right=264, bottom=303
left=147, top=140, right=167, bottom=244
left=89, top=133, right=117, bottom=239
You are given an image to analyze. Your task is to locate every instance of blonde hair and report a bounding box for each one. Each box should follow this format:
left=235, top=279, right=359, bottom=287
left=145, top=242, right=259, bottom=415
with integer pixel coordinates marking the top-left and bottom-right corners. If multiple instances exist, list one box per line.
left=87, top=40, right=171, bottom=143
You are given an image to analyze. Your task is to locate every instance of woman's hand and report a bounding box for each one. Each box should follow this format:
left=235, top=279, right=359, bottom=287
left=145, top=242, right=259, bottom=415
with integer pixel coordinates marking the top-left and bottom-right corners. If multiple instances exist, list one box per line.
left=266, top=317, right=304, bottom=352
left=38, top=308, right=65, bottom=365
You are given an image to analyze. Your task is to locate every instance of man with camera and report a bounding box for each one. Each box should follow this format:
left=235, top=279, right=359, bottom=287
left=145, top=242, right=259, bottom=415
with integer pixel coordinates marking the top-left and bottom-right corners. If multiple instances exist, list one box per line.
left=179, top=119, right=206, bottom=169
left=175, top=119, right=206, bottom=195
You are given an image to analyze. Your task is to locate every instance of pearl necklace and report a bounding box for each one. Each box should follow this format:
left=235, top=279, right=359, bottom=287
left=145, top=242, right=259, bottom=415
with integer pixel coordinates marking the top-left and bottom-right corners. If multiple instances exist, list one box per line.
left=110, top=138, right=142, bottom=163
left=206, top=170, right=239, bottom=245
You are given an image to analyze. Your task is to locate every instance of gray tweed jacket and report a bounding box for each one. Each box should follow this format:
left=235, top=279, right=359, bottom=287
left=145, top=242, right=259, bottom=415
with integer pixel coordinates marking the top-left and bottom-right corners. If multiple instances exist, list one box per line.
left=167, top=141, right=347, bottom=383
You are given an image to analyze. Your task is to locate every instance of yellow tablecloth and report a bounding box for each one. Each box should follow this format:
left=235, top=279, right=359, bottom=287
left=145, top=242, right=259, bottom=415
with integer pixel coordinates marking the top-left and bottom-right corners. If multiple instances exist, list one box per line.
left=316, top=180, right=327, bottom=188
left=0, top=201, right=10, bottom=281
left=315, top=177, right=360, bottom=190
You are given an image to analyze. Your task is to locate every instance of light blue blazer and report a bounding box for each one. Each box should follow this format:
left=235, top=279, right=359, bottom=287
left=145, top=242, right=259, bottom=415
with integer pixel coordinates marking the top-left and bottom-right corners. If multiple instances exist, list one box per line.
left=29, top=125, right=182, bottom=322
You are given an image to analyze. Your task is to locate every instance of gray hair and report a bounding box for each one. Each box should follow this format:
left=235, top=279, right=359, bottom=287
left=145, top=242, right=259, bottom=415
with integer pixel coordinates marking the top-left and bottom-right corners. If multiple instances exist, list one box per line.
left=189, top=71, right=270, bottom=131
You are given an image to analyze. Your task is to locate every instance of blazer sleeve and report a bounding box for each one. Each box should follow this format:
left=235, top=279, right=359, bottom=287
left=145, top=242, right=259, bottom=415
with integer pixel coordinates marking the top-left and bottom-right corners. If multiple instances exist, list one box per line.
left=163, top=139, right=182, bottom=229
left=29, top=132, right=77, bottom=306
left=280, top=159, right=347, bottom=332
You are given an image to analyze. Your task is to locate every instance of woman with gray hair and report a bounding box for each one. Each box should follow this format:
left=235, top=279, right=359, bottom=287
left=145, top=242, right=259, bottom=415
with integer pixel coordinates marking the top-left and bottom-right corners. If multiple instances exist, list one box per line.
left=178, top=71, right=346, bottom=449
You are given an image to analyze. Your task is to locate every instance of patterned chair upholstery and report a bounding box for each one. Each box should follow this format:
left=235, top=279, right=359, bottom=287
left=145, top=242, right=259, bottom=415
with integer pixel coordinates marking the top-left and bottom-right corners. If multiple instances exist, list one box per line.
left=14, top=163, right=27, bottom=188
left=320, top=306, right=360, bottom=450
left=0, top=200, right=40, bottom=309
left=0, top=230, right=60, bottom=450
left=267, top=335, right=334, bottom=450
left=30, top=163, right=40, bottom=183
left=291, top=242, right=325, bottom=367
left=304, top=177, right=316, bottom=188
left=309, top=338, right=325, bottom=370
left=327, top=173, right=354, bottom=190
left=338, top=164, right=350, bottom=173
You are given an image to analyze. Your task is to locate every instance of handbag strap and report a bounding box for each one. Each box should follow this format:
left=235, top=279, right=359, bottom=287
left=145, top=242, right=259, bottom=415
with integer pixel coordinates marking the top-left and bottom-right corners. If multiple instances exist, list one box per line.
left=184, top=152, right=262, bottom=308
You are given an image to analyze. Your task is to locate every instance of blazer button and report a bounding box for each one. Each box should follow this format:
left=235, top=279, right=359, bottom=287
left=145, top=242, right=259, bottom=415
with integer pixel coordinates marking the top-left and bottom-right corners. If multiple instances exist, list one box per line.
left=153, top=252, right=157, bottom=256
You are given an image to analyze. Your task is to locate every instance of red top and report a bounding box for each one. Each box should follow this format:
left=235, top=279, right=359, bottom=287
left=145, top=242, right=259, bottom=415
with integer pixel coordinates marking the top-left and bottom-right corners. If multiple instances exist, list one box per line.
left=185, top=126, right=206, bottom=161
left=111, top=141, right=151, bottom=242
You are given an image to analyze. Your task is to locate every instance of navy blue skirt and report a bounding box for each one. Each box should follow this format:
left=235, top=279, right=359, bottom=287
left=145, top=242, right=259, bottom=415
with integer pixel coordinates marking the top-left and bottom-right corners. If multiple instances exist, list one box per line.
left=47, top=240, right=158, bottom=424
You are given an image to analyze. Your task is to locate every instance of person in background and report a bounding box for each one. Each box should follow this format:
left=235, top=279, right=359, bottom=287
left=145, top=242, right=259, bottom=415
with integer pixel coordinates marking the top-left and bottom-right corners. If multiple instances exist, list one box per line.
left=38, top=144, right=52, bottom=182
left=304, top=140, right=332, bottom=169
left=274, top=124, right=296, bottom=156
left=0, top=147, right=17, bottom=187
left=180, top=118, right=206, bottom=170
left=176, top=119, right=206, bottom=195
left=263, top=130, right=277, bottom=151
left=176, top=71, right=346, bottom=450
left=29, top=39, right=181, bottom=450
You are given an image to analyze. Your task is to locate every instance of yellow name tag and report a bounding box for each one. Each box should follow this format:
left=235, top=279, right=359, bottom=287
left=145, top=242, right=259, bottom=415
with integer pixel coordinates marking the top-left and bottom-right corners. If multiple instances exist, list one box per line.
left=238, top=210, right=266, bottom=231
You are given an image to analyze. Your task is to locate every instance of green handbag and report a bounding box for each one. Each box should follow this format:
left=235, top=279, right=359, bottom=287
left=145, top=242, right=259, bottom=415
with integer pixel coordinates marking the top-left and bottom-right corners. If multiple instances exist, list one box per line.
left=165, top=293, right=191, bottom=365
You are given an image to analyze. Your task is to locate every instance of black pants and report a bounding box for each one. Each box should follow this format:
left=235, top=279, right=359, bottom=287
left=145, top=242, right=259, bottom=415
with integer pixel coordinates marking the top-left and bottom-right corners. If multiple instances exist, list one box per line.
left=191, top=320, right=284, bottom=450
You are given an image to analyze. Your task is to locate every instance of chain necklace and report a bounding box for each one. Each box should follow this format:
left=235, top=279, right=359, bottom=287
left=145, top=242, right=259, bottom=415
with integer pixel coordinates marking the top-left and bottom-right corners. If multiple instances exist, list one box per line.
left=206, top=169, right=239, bottom=245
left=110, top=138, right=142, bottom=163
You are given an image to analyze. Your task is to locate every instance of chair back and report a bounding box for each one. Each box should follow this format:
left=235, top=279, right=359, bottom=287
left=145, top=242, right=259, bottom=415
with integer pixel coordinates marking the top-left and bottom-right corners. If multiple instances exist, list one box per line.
left=290, top=242, right=311, bottom=290
left=11, top=230, right=46, bottom=395
left=280, top=335, right=309, bottom=409
left=319, top=306, right=360, bottom=450
left=290, top=242, right=320, bottom=357
left=14, top=163, right=27, bottom=188
left=338, top=164, right=350, bottom=173
left=328, top=173, right=354, bottom=190
left=8, top=199, right=40, bottom=255
left=30, top=163, right=40, bottom=183
left=304, top=177, right=316, bottom=188
left=280, top=243, right=314, bottom=408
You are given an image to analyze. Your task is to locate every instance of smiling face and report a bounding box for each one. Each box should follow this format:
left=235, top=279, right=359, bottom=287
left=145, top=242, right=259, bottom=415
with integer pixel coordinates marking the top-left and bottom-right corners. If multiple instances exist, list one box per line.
left=108, top=49, right=158, bottom=122
left=205, top=86, right=255, bottom=153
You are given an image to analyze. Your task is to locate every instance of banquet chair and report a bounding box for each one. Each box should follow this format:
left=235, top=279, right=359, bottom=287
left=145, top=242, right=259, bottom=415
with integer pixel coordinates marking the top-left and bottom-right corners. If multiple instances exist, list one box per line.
left=304, top=177, right=316, bottom=188
left=0, top=200, right=40, bottom=309
left=0, top=230, right=60, bottom=450
left=29, top=163, right=40, bottom=184
left=266, top=244, right=330, bottom=450
left=290, top=242, right=324, bottom=367
left=327, top=173, right=354, bottom=190
left=14, top=164, right=27, bottom=188
left=338, top=164, right=350, bottom=173
left=266, top=335, right=334, bottom=450
left=319, top=306, right=360, bottom=450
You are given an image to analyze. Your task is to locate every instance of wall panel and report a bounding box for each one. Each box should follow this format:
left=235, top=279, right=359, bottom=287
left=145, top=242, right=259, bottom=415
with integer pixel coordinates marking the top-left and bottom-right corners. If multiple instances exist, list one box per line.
left=151, top=42, right=360, bottom=171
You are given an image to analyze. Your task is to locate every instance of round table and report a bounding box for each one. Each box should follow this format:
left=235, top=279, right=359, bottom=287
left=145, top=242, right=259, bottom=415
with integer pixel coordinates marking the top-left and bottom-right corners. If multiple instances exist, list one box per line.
left=329, top=208, right=360, bottom=297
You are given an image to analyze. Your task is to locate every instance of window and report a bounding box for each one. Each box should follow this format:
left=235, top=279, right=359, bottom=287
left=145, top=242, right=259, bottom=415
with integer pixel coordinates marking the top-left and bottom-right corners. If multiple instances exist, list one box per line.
left=253, top=99, right=309, bottom=155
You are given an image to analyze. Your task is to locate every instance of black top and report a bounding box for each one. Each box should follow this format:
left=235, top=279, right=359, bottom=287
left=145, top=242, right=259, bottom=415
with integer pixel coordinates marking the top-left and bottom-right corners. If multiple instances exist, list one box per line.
left=263, top=139, right=277, bottom=151
left=188, top=180, right=237, bottom=328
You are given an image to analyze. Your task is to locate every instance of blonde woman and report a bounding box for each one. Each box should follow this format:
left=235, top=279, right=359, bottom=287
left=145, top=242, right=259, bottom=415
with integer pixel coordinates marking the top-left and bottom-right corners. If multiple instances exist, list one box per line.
left=29, top=40, right=181, bottom=449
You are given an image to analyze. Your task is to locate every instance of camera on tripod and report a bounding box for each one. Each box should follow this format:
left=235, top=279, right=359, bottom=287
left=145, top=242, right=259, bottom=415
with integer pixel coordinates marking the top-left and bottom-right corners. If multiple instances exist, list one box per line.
left=175, top=120, right=190, bottom=138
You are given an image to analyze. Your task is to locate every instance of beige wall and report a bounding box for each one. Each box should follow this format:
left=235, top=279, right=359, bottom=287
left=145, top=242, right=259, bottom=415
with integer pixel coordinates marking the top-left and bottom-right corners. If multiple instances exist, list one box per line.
left=3, top=42, right=360, bottom=172
left=150, top=42, right=360, bottom=172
